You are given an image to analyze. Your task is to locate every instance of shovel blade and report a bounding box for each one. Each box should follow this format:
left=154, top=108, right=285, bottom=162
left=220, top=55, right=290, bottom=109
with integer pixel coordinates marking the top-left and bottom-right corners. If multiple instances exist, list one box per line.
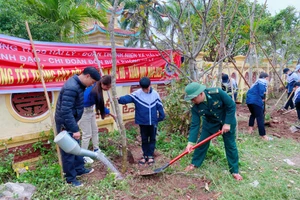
left=139, top=163, right=169, bottom=176
left=139, top=170, right=159, bottom=176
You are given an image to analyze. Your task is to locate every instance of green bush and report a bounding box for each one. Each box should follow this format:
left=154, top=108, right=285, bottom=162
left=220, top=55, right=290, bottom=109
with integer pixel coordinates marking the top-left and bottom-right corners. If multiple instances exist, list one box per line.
left=162, top=78, right=191, bottom=137
left=0, top=149, right=15, bottom=183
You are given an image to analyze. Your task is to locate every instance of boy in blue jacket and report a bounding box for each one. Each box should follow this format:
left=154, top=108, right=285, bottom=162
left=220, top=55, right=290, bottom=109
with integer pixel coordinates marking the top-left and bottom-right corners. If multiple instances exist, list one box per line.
left=118, top=77, right=165, bottom=165
left=246, top=72, right=272, bottom=141
left=283, top=68, right=298, bottom=110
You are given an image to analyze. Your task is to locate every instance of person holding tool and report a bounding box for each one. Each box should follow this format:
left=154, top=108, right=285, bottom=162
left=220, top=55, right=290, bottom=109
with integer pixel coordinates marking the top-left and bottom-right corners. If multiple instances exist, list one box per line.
left=246, top=72, right=273, bottom=141
left=79, top=75, right=115, bottom=164
left=183, top=82, right=242, bottom=181
left=55, top=67, right=100, bottom=187
left=282, top=68, right=298, bottom=111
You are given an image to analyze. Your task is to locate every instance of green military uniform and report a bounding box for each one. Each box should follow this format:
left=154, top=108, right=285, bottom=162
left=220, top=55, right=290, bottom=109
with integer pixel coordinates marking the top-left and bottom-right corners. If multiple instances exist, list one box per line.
left=188, top=87, right=239, bottom=174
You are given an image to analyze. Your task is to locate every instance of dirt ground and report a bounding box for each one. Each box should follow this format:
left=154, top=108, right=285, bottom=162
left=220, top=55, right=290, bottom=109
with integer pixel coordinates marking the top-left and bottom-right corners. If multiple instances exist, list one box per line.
left=82, top=143, right=216, bottom=200
left=81, top=103, right=300, bottom=199
left=236, top=103, right=300, bottom=142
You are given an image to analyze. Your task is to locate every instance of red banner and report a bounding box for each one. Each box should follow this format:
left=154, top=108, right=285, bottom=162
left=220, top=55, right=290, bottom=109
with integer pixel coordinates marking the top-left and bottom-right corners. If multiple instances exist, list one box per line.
left=0, top=34, right=181, bottom=94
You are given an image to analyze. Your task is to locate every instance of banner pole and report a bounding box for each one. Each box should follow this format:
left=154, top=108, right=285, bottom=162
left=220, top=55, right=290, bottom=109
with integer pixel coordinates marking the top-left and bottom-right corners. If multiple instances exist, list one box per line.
left=25, top=21, right=64, bottom=180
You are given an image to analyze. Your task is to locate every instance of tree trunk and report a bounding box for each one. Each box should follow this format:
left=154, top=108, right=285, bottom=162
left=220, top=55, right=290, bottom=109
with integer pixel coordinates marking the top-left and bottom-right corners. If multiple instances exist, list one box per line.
left=108, top=0, right=128, bottom=173
left=248, top=0, right=256, bottom=86
left=188, top=58, right=197, bottom=81
left=217, top=0, right=226, bottom=85
left=272, top=50, right=279, bottom=93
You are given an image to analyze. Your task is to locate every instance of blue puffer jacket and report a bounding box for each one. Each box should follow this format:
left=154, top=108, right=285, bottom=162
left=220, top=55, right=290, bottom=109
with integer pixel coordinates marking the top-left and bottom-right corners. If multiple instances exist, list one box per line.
left=246, top=78, right=268, bottom=108
left=118, top=87, right=165, bottom=125
left=55, top=75, right=86, bottom=133
left=83, top=84, right=110, bottom=114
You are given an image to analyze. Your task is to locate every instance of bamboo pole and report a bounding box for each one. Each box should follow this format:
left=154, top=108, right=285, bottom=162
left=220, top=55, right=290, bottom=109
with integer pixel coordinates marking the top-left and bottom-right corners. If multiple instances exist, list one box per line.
left=236, top=9, right=285, bottom=89
left=211, top=35, right=251, bottom=89
left=254, top=36, right=285, bottom=88
left=278, top=90, right=295, bottom=112
left=282, top=108, right=296, bottom=115
left=108, top=0, right=128, bottom=173
left=237, top=47, right=251, bottom=87
left=269, top=90, right=287, bottom=114
left=25, top=21, right=63, bottom=179
left=228, top=57, right=251, bottom=88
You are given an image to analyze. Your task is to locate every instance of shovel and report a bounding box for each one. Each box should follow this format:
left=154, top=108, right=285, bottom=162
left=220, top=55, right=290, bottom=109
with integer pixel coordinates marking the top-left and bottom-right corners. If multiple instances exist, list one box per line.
left=140, top=130, right=223, bottom=176
left=277, top=90, right=294, bottom=112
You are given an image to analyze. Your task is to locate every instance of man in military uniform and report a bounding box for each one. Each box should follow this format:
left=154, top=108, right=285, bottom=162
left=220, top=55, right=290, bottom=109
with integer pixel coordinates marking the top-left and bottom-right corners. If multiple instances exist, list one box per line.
left=184, top=82, right=242, bottom=181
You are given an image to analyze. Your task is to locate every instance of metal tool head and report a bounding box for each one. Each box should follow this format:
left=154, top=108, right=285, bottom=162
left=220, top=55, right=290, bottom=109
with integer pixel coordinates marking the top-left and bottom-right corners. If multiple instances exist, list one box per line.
left=139, top=170, right=159, bottom=176
left=139, top=163, right=169, bottom=176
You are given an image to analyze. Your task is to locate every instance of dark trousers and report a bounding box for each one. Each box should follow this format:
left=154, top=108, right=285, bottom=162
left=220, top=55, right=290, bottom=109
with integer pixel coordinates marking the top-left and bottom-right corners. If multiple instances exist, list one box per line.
left=191, top=122, right=239, bottom=174
left=295, top=102, right=300, bottom=120
left=247, top=104, right=266, bottom=136
left=284, top=92, right=294, bottom=110
left=233, top=92, right=237, bottom=101
left=139, top=125, right=157, bottom=158
left=56, top=124, right=85, bottom=183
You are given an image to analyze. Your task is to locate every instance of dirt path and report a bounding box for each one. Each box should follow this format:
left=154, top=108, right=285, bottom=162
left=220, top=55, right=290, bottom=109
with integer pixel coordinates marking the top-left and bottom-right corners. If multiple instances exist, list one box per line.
left=236, top=104, right=300, bottom=142
left=82, top=144, right=216, bottom=199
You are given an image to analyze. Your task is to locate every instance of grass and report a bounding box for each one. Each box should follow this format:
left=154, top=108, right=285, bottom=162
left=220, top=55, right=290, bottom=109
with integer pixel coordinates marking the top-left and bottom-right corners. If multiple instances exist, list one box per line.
left=2, top=128, right=300, bottom=199
left=187, top=133, right=300, bottom=200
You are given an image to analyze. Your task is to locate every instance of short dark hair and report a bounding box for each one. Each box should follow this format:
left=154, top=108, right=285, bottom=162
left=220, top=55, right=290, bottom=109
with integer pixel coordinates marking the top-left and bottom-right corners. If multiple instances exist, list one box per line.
left=283, top=68, right=289, bottom=74
left=139, top=77, right=151, bottom=89
left=222, top=74, right=229, bottom=83
left=259, top=72, right=269, bottom=79
left=82, top=67, right=100, bottom=81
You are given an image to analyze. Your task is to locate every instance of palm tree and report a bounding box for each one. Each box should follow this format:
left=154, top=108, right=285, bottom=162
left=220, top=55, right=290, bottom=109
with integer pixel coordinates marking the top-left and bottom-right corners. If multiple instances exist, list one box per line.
left=26, top=0, right=109, bottom=42
left=119, top=0, right=167, bottom=47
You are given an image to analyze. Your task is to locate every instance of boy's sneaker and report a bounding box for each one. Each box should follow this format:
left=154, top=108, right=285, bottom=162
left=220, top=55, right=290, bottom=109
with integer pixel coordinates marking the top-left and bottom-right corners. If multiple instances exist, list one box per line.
left=83, top=156, right=94, bottom=164
left=68, top=180, right=83, bottom=187
left=77, top=168, right=94, bottom=177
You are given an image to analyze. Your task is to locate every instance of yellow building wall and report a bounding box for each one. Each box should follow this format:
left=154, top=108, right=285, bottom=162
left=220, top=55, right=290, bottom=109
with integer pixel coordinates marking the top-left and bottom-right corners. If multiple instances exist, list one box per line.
left=0, top=85, right=136, bottom=150
left=1, top=53, right=297, bottom=150
left=196, top=54, right=298, bottom=102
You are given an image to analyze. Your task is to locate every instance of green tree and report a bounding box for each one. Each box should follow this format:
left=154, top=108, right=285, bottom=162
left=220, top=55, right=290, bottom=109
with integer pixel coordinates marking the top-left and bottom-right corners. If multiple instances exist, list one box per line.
left=257, top=6, right=300, bottom=89
left=0, top=0, right=60, bottom=41
left=120, top=0, right=167, bottom=47
left=26, top=0, right=109, bottom=42
left=201, top=0, right=270, bottom=62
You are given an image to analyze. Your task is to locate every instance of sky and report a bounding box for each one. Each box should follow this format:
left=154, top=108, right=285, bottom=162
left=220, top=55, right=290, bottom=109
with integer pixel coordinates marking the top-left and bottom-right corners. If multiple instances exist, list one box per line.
left=256, top=0, right=300, bottom=15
